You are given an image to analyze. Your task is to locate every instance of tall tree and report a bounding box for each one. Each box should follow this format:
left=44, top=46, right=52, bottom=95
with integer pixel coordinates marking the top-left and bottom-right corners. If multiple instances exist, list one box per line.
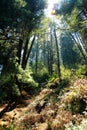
left=60, top=33, right=81, bottom=68
left=54, top=28, right=61, bottom=80
left=0, top=0, right=46, bottom=71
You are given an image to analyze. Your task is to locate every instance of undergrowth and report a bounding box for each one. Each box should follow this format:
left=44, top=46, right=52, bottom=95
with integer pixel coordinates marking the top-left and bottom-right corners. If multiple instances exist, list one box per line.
left=0, top=65, right=87, bottom=130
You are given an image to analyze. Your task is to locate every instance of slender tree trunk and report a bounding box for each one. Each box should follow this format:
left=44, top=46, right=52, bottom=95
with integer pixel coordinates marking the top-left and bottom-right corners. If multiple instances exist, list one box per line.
left=17, top=38, right=23, bottom=64
left=47, top=41, right=50, bottom=74
left=54, top=28, right=61, bottom=81
left=70, top=32, right=87, bottom=62
left=76, top=33, right=87, bottom=54
left=50, top=29, right=53, bottom=75
left=22, top=35, right=30, bottom=69
left=35, top=41, right=39, bottom=74
left=25, top=35, right=36, bottom=68
left=43, top=39, right=46, bottom=66
left=17, top=27, right=25, bottom=65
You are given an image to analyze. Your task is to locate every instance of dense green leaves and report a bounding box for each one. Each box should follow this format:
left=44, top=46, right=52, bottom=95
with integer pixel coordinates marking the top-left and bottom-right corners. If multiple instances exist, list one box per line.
left=56, top=0, right=77, bottom=15
left=0, top=0, right=46, bottom=103
left=60, top=34, right=81, bottom=68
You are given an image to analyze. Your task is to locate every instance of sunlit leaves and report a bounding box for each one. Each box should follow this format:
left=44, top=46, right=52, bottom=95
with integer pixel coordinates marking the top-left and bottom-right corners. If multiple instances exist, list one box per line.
left=15, top=0, right=26, bottom=7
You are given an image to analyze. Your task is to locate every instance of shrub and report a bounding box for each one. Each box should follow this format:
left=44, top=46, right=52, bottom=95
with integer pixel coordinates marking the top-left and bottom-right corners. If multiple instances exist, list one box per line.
left=0, top=74, right=21, bottom=102
left=33, top=68, right=49, bottom=85
left=17, top=66, right=38, bottom=89
left=69, top=98, right=86, bottom=114
left=61, top=67, right=72, bottom=79
left=65, top=118, right=87, bottom=130
left=60, top=83, right=87, bottom=114
left=76, top=65, right=87, bottom=77
left=0, top=65, right=38, bottom=102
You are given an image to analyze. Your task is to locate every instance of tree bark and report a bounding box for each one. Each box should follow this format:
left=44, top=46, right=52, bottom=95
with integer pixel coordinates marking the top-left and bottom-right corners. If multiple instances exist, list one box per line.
left=25, top=35, right=36, bottom=67
left=50, top=29, right=53, bottom=75
left=70, top=32, right=87, bottom=62
left=54, top=28, right=61, bottom=81
left=17, top=38, right=23, bottom=64
left=47, top=41, right=50, bottom=74
left=35, top=40, right=39, bottom=74
left=22, top=35, right=30, bottom=69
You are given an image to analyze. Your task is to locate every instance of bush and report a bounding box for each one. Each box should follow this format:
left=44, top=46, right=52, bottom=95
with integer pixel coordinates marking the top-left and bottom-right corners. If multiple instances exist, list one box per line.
left=17, top=66, right=38, bottom=89
left=61, top=83, right=87, bottom=114
left=33, top=68, right=49, bottom=84
left=65, top=118, right=87, bottom=130
left=0, top=65, right=38, bottom=102
left=69, top=98, right=86, bottom=114
left=0, top=74, right=21, bottom=102
left=76, top=65, right=87, bottom=77
left=61, top=67, right=72, bottom=79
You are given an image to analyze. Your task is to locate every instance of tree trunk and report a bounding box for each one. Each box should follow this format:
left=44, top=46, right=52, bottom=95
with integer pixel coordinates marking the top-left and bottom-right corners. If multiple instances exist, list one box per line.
left=25, top=35, right=36, bottom=67
left=22, top=35, right=30, bottom=69
left=17, top=38, right=23, bottom=64
left=70, top=32, right=87, bottom=62
left=50, top=29, right=53, bottom=75
left=17, top=27, right=25, bottom=65
left=35, top=41, right=39, bottom=74
left=47, top=41, right=50, bottom=74
left=43, top=40, right=46, bottom=66
left=76, top=33, right=87, bottom=54
left=54, top=28, right=61, bottom=81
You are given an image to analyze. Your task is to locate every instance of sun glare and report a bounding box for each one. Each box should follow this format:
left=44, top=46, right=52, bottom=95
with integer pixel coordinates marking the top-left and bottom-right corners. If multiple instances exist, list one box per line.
left=46, top=0, right=61, bottom=17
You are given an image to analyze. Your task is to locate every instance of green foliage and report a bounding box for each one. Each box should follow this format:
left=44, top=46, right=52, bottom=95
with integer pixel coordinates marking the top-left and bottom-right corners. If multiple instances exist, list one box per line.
left=15, top=0, right=26, bottom=7
left=17, top=67, right=38, bottom=94
left=33, top=68, right=49, bottom=84
left=46, top=77, right=70, bottom=98
left=61, top=67, right=72, bottom=79
left=65, top=118, right=87, bottom=130
left=0, top=65, right=38, bottom=102
left=17, top=66, right=38, bottom=89
left=0, top=123, right=15, bottom=130
left=0, top=0, right=46, bottom=27
left=62, top=83, right=87, bottom=115
left=56, top=0, right=76, bottom=15
left=67, top=8, right=79, bottom=27
left=70, top=98, right=86, bottom=114
left=60, top=34, right=80, bottom=68
left=0, top=74, right=20, bottom=102
left=76, top=65, right=87, bottom=76
left=45, top=67, right=71, bottom=92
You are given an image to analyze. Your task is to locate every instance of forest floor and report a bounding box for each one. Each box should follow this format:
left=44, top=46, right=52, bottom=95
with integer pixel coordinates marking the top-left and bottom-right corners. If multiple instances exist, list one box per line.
left=0, top=77, right=87, bottom=130
left=0, top=91, right=32, bottom=127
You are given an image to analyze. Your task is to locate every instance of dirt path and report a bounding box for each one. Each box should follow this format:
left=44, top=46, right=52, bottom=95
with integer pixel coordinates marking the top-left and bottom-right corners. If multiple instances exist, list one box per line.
left=0, top=91, right=32, bottom=128
left=0, top=78, right=87, bottom=130
left=0, top=88, right=52, bottom=128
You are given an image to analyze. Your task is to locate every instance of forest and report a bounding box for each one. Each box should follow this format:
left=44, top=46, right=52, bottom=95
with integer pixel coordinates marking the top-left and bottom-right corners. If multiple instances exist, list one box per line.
left=0, top=0, right=87, bottom=129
